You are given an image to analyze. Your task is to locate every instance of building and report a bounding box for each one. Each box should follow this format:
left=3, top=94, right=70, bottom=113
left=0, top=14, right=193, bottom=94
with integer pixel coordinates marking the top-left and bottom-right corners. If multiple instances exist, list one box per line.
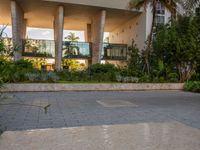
left=0, top=0, right=172, bottom=70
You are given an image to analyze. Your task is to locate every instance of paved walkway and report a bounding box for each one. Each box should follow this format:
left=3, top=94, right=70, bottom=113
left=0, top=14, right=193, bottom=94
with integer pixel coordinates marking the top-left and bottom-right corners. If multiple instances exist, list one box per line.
left=0, top=91, right=200, bottom=150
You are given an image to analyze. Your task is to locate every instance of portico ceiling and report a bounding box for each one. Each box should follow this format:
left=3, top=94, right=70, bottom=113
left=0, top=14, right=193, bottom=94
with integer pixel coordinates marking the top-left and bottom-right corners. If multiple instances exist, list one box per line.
left=0, top=0, right=141, bottom=32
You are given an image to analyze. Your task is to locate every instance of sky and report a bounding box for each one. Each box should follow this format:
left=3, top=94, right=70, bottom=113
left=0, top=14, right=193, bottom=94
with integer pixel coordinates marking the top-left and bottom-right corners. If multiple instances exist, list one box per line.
left=0, top=25, right=109, bottom=42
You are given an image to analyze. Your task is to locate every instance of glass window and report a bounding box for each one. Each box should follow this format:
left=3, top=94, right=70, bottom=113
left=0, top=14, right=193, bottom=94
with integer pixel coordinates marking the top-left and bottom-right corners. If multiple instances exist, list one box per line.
left=102, top=43, right=127, bottom=60
left=155, top=2, right=165, bottom=25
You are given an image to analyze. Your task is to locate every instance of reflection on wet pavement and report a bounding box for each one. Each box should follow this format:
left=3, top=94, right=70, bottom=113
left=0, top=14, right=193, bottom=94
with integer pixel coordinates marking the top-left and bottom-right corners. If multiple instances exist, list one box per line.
left=0, top=121, right=200, bottom=150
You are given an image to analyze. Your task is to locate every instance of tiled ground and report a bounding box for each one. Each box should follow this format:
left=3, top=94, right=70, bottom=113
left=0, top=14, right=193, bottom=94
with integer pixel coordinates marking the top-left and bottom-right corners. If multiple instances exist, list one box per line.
left=0, top=91, right=200, bottom=131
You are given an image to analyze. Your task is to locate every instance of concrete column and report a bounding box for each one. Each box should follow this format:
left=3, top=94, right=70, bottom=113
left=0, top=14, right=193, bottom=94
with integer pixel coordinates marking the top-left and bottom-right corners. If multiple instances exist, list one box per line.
left=91, top=10, right=106, bottom=64
left=54, top=5, right=64, bottom=70
left=11, top=0, right=26, bottom=61
left=85, top=24, right=92, bottom=42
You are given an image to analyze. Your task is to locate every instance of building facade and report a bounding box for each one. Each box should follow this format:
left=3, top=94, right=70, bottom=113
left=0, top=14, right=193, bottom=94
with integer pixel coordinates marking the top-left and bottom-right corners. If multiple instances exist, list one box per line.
left=0, top=0, right=171, bottom=70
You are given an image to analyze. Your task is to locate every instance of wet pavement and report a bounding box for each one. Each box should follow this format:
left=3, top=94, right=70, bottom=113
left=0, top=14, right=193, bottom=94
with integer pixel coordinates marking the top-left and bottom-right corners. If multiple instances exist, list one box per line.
left=0, top=91, right=200, bottom=149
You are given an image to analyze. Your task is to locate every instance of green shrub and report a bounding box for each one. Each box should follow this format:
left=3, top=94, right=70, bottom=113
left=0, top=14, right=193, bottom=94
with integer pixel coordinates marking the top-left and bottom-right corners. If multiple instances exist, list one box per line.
left=190, top=72, right=200, bottom=81
left=25, top=72, right=60, bottom=83
left=167, top=73, right=179, bottom=82
left=56, top=70, right=89, bottom=81
left=14, top=59, right=33, bottom=68
left=184, top=81, right=200, bottom=93
left=0, top=59, right=35, bottom=82
left=89, top=63, right=116, bottom=74
left=127, top=41, right=143, bottom=77
left=47, top=72, right=59, bottom=82
left=25, top=73, right=40, bottom=82
left=139, top=74, right=151, bottom=83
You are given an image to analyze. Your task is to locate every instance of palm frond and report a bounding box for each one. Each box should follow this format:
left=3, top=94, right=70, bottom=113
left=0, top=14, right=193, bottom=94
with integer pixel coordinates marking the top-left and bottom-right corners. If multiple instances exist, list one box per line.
left=182, top=0, right=200, bottom=13
left=160, top=0, right=177, bottom=15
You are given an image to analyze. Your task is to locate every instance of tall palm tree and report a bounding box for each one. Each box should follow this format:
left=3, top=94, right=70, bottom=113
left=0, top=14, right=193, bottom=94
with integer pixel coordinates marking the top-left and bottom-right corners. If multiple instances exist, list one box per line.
left=129, top=0, right=178, bottom=74
left=65, top=32, right=80, bottom=42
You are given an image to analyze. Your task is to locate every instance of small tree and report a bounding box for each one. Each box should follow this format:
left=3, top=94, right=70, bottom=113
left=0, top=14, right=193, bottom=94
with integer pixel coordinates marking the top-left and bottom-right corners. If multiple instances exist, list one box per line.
left=129, top=0, right=178, bottom=74
left=127, top=40, right=143, bottom=77
left=153, top=15, right=200, bottom=82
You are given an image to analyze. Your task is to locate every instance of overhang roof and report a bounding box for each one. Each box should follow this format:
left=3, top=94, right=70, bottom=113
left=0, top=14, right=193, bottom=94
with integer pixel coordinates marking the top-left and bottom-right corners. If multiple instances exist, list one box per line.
left=0, top=0, right=141, bottom=32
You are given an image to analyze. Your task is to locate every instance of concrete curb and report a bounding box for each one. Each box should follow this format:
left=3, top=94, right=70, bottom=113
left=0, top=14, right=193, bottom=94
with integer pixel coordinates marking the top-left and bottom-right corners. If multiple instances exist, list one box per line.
left=1, top=83, right=184, bottom=92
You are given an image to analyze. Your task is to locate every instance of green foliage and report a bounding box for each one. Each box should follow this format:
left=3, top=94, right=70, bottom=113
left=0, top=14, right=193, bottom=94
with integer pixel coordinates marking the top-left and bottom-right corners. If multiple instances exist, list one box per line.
left=62, top=59, right=82, bottom=71
left=25, top=72, right=60, bottom=83
left=0, top=58, right=35, bottom=82
left=56, top=70, right=89, bottom=82
left=153, top=15, right=200, bottom=82
left=0, top=26, right=6, bottom=56
left=88, top=64, right=117, bottom=82
left=28, top=58, right=47, bottom=70
left=184, top=81, right=200, bottom=93
left=0, top=77, right=3, bottom=89
left=139, top=74, right=152, bottom=83
left=89, top=63, right=116, bottom=74
left=56, top=64, right=118, bottom=82
left=127, top=41, right=143, bottom=77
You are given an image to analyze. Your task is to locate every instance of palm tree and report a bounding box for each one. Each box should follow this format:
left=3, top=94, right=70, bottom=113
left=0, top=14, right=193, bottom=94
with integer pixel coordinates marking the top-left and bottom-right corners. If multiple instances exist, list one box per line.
left=63, top=32, right=80, bottom=57
left=65, top=32, right=80, bottom=42
left=129, top=0, right=178, bottom=74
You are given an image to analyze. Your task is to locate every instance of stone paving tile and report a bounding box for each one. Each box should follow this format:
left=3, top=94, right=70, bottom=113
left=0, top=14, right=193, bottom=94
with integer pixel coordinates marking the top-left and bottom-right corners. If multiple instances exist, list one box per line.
left=0, top=91, right=199, bottom=131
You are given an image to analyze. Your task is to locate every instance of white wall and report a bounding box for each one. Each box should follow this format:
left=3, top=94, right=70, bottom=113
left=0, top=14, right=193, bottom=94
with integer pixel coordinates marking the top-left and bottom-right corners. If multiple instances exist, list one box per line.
left=109, top=4, right=172, bottom=50
left=109, top=12, right=146, bottom=50
left=165, top=9, right=171, bottom=24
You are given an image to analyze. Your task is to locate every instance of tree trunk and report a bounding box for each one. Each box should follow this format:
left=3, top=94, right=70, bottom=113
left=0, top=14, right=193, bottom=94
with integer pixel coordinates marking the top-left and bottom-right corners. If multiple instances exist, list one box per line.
left=143, top=4, right=157, bottom=74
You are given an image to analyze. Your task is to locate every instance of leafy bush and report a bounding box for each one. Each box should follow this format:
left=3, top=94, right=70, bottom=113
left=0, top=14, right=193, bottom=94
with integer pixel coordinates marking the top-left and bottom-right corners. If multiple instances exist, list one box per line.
left=139, top=74, right=151, bottom=83
left=0, top=58, right=35, bottom=82
left=25, top=73, right=40, bottom=82
left=167, top=73, right=179, bottom=82
left=89, top=63, right=116, bottom=74
left=56, top=69, right=116, bottom=82
left=62, top=59, right=82, bottom=71
left=47, top=72, right=60, bottom=82
left=184, top=81, right=200, bottom=93
left=28, top=58, right=47, bottom=70
left=56, top=70, right=89, bottom=81
left=153, top=16, right=200, bottom=82
left=190, top=72, right=200, bottom=81
left=127, top=41, right=143, bottom=77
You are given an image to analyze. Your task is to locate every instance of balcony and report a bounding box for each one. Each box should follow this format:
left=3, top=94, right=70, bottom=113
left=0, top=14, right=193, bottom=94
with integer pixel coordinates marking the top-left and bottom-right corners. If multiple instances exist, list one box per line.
left=23, top=40, right=92, bottom=59
left=102, top=43, right=128, bottom=60
left=23, top=39, right=55, bottom=58
left=62, top=41, right=91, bottom=59
left=3, top=38, right=127, bottom=61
